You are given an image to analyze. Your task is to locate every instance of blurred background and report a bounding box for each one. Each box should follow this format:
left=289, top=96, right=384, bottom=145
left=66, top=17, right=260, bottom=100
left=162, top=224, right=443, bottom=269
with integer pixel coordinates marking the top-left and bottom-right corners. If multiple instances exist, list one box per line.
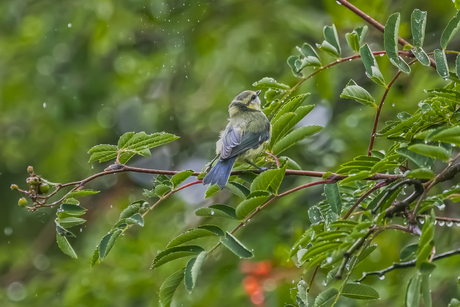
left=1, top=0, right=459, bottom=306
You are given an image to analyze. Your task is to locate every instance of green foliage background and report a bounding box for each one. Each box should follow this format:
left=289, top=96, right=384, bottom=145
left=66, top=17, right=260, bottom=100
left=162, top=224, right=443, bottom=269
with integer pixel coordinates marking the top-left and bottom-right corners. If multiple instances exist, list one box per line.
left=1, top=0, right=459, bottom=306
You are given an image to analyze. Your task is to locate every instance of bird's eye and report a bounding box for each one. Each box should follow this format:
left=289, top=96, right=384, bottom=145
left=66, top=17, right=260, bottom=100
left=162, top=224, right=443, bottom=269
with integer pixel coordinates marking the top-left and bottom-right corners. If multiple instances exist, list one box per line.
left=251, top=95, right=256, bottom=100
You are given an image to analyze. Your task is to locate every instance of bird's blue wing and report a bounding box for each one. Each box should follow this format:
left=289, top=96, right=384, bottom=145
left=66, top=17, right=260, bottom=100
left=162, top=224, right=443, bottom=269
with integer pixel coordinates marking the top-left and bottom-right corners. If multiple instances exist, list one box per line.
left=220, top=123, right=270, bottom=160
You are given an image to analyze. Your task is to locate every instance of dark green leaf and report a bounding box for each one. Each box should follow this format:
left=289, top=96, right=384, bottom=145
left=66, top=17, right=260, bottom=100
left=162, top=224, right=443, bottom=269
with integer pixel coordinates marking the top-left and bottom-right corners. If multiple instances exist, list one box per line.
left=456, top=54, right=460, bottom=78
left=159, top=268, right=185, bottom=307
left=56, top=233, right=78, bottom=259
left=195, top=204, right=237, bottom=219
left=340, top=80, right=377, bottom=108
left=252, top=77, right=290, bottom=90
left=59, top=203, right=87, bottom=216
left=421, top=274, right=432, bottom=307
left=184, top=251, right=207, bottom=294
left=98, top=229, right=123, bottom=259
left=308, top=205, right=324, bottom=225
left=434, top=49, right=449, bottom=79
left=342, top=283, right=380, bottom=300
left=235, top=191, right=271, bottom=220
left=385, top=13, right=411, bottom=74
left=57, top=216, right=86, bottom=228
left=401, top=243, right=419, bottom=261
left=120, top=200, right=147, bottom=219
left=420, top=262, right=436, bottom=275
left=411, top=9, right=427, bottom=47
left=126, top=213, right=144, bottom=227
left=411, top=47, right=431, bottom=66
left=151, top=245, right=204, bottom=269
left=170, top=170, right=194, bottom=188
left=324, top=24, right=341, bottom=56
left=167, top=225, right=224, bottom=248
left=324, top=183, right=342, bottom=215
left=220, top=232, right=253, bottom=258
left=313, top=288, right=338, bottom=307
left=407, top=144, right=450, bottom=161
left=396, top=147, right=434, bottom=168
left=273, top=125, right=322, bottom=155
left=441, top=11, right=460, bottom=49
left=405, top=274, right=421, bottom=307
left=250, top=167, right=286, bottom=194
left=357, top=244, right=377, bottom=263
left=227, top=181, right=250, bottom=198
left=360, top=44, right=386, bottom=86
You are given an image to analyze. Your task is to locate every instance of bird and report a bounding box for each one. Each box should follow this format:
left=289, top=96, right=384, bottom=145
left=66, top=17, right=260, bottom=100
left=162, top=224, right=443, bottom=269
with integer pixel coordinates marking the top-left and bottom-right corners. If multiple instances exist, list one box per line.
left=203, top=90, right=272, bottom=189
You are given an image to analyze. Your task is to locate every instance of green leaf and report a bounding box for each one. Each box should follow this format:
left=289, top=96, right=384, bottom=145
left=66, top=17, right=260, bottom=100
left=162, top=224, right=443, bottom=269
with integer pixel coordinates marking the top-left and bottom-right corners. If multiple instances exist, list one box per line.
left=120, top=200, right=147, bottom=219
left=449, top=298, right=460, bottom=307
left=456, top=54, right=460, bottom=78
left=272, top=94, right=309, bottom=123
left=151, top=245, right=204, bottom=269
left=421, top=274, right=432, bottom=307
left=401, top=243, right=419, bottom=261
left=411, top=47, right=431, bottom=66
left=407, top=144, right=450, bottom=161
left=195, top=204, right=237, bottom=219
left=429, top=126, right=460, bottom=145
left=360, top=44, right=386, bottom=86
left=300, top=242, right=341, bottom=262
left=434, top=49, right=449, bottom=79
left=340, top=171, right=371, bottom=185
left=323, top=24, right=341, bottom=56
left=252, top=77, right=290, bottom=90
left=420, top=262, right=436, bottom=275
left=357, top=244, right=377, bottom=263
left=205, top=184, right=220, bottom=198
left=273, top=125, right=322, bottom=155
left=287, top=55, right=303, bottom=78
left=250, top=167, right=286, bottom=194
left=270, top=105, right=315, bottom=147
left=313, top=288, right=338, bottom=307
left=98, top=229, right=123, bottom=259
left=227, top=181, right=250, bottom=198
left=396, top=147, right=434, bottom=168
left=385, top=13, right=411, bottom=74
left=170, top=170, right=194, bottom=188
left=184, top=251, right=207, bottom=294
left=167, top=225, right=224, bottom=248
left=155, top=184, right=172, bottom=197
left=340, top=80, right=377, bottom=108
left=296, top=279, right=308, bottom=307
left=441, top=11, right=460, bottom=49
left=308, top=205, right=324, bottom=225
left=279, top=156, right=302, bottom=170
left=66, top=189, right=100, bottom=199
left=117, top=132, right=135, bottom=149
left=159, top=268, right=185, bottom=307
left=324, top=183, right=342, bottom=215
left=59, top=203, right=87, bottom=217
left=317, top=40, right=340, bottom=58
left=405, top=274, right=422, bottom=307
left=220, top=232, right=253, bottom=258
left=407, top=168, right=435, bottom=179
left=297, top=55, right=322, bottom=71
left=297, top=43, right=322, bottom=65
left=87, top=144, right=118, bottom=163
left=126, top=213, right=144, bottom=227
left=56, top=233, right=78, bottom=259
left=411, top=9, right=427, bottom=47
left=235, top=191, right=271, bottom=220
left=346, top=31, right=360, bottom=53
left=342, top=283, right=380, bottom=300
left=57, top=216, right=86, bottom=228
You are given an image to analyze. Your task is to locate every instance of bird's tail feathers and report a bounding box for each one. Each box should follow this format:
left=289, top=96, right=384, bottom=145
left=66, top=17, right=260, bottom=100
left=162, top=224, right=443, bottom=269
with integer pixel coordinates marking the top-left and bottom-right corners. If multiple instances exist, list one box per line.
left=202, top=157, right=237, bottom=189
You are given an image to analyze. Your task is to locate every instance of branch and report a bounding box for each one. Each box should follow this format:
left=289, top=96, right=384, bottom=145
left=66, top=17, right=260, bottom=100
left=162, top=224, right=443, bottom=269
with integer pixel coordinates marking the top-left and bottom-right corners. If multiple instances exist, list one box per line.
left=343, top=181, right=387, bottom=219
left=357, top=247, right=460, bottom=282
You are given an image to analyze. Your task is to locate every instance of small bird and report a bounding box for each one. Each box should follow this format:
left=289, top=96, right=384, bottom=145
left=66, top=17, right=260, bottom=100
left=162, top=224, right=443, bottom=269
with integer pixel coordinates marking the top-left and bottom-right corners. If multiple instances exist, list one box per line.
left=203, top=90, right=272, bottom=189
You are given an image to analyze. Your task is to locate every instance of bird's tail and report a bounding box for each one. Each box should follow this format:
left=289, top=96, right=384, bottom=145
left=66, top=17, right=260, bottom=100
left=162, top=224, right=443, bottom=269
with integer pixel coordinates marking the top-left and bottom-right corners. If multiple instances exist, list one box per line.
left=203, top=157, right=237, bottom=189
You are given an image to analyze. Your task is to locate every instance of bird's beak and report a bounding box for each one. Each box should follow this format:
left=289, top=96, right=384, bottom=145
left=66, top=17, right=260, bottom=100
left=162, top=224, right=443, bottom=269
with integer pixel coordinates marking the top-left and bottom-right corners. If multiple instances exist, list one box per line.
left=255, top=90, right=261, bottom=96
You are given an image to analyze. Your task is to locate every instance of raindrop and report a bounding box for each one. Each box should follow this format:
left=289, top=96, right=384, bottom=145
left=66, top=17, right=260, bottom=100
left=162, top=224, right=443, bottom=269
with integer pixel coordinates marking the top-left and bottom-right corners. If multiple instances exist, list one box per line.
left=43, top=103, right=47, bottom=108
left=210, top=210, right=214, bottom=215
left=438, top=220, right=445, bottom=226
left=68, top=23, right=72, bottom=28
left=379, top=275, right=385, bottom=280
left=447, top=221, right=453, bottom=227
left=336, top=0, right=342, bottom=4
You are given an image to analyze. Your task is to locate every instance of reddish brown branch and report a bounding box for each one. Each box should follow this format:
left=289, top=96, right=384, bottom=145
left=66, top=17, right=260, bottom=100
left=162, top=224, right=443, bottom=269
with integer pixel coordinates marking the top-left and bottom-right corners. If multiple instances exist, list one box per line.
left=343, top=181, right=387, bottom=219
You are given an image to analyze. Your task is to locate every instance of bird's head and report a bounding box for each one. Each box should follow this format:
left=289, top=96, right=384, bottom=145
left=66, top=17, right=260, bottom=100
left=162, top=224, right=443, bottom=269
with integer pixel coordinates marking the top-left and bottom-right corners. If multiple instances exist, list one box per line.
left=229, top=90, right=262, bottom=117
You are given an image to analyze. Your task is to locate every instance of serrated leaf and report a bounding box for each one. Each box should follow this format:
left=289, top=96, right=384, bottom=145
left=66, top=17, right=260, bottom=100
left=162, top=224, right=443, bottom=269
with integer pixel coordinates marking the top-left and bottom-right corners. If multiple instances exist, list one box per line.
left=396, top=147, right=434, bottom=168
left=56, top=233, right=78, bottom=259
left=66, top=189, right=100, bottom=199
left=159, top=268, right=185, bottom=307
left=340, top=80, right=377, bottom=108
left=434, top=49, right=449, bottom=79
left=429, top=126, right=460, bottom=145
left=220, top=232, right=253, bottom=258
left=412, top=47, right=430, bottom=66
left=441, top=11, right=460, bottom=49
left=300, top=242, right=341, bottom=262
left=235, top=191, right=270, bottom=220
left=59, top=203, right=87, bottom=217
left=340, top=171, right=371, bottom=185
left=273, top=125, right=322, bottom=155
left=151, top=245, right=204, bottom=269
left=272, top=94, right=309, bottom=123
left=184, top=251, right=207, bottom=294
left=252, top=77, right=290, bottom=90
left=170, top=170, right=194, bottom=188
left=250, top=167, right=286, bottom=194
left=324, top=183, right=342, bottom=215
left=167, top=225, right=224, bottom=248
left=57, top=216, right=86, bottom=228
left=411, top=9, right=427, bottom=47
left=407, top=168, right=435, bottom=179
left=226, top=181, right=250, bottom=198
left=406, top=274, right=422, bottom=307
left=271, top=105, right=315, bottom=147
left=407, top=144, right=450, bottom=161
left=87, top=144, right=118, bottom=163
left=195, top=204, right=237, bottom=219
left=126, top=213, right=144, bottom=227
left=98, top=229, right=123, bottom=259
left=342, top=283, right=380, bottom=300
left=313, top=288, right=338, bottom=307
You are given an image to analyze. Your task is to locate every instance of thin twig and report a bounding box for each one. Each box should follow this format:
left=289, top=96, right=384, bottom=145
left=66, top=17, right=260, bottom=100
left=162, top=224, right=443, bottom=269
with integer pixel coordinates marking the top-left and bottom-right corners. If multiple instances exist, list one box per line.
left=343, top=181, right=387, bottom=219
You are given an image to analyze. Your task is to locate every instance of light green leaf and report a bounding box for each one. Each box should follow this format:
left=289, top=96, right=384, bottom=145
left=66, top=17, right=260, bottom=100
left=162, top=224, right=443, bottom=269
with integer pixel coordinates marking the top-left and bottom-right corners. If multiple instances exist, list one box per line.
left=308, top=205, right=324, bottom=225
left=316, top=40, right=339, bottom=58
left=449, top=298, right=460, bottom=307
left=342, top=283, right=380, bottom=300
left=220, top=232, right=253, bottom=258
left=235, top=191, right=271, bottom=220
left=405, top=274, right=422, bottom=307
left=320, top=24, right=341, bottom=57
left=346, top=31, right=360, bottom=53
left=56, top=233, right=78, bottom=259
left=407, top=168, right=435, bottom=179
left=401, top=243, right=419, bottom=261
left=155, top=184, right=172, bottom=197
left=272, top=94, right=309, bottom=123
left=297, top=56, right=322, bottom=70
left=98, top=229, right=123, bottom=259
left=273, top=125, right=322, bottom=155
left=159, top=268, right=185, bottom=307
left=385, top=13, right=411, bottom=74
left=126, top=213, right=144, bottom=227
left=171, top=170, right=194, bottom=188
left=300, top=241, right=341, bottom=262
left=250, top=167, right=286, bottom=194
left=324, top=183, right=342, bottom=215
left=313, top=288, right=338, bottom=307
left=66, top=189, right=100, bottom=199
left=184, top=251, right=207, bottom=294
left=270, top=105, right=315, bottom=147
left=167, top=225, right=224, bottom=248
left=340, top=171, right=371, bottom=185
left=297, top=43, right=322, bottom=64
left=205, top=184, right=220, bottom=198
left=360, top=44, right=386, bottom=86
left=57, top=216, right=86, bottom=228
left=87, top=144, right=118, bottom=163
left=227, top=181, right=250, bottom=198
left=340, top=80, right=377, bottom=108
left=151, top=245, right=204, bottom=269
left=411, top=47, right=430, bottom=66
left=396, top=147, right=434, bottom=168
left=407, top=144, right=450, bottom=161
left=287, top=55, right=303, bottom=78
left=441, top=10, right=460, bottom=49
left=421, top=274, right=432, bottom=307
left=434, top=49, right=449, bottom=79
left=195, top=204, right=237, bottom=219
left=411, top=9, right=427, bottom=47
left=119, top=200, right=147, bottom=219
left=279, top=156, right=302, bottom=170
left=252, top=77, right=290, bottom=90
left=429, top=126, right=460, bottom=145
